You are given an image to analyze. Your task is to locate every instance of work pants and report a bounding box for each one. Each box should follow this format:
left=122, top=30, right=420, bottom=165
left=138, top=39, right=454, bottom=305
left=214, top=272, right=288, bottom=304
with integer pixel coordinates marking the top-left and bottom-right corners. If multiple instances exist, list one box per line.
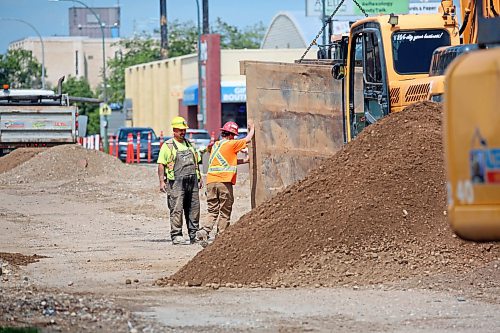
left=167, top=174, right=200, bottom=242
left=203, top=182, right=234, bottom=235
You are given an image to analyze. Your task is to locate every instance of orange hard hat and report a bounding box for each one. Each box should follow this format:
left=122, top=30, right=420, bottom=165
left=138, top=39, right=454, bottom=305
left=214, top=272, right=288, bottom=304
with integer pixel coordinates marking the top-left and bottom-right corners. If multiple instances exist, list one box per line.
left=221, top=121, right=239, bottom=135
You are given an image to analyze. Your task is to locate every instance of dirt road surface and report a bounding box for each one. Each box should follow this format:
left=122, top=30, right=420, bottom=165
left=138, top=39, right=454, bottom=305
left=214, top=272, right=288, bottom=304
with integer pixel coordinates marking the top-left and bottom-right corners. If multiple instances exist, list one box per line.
left=1, top=146, right=499, bottom=332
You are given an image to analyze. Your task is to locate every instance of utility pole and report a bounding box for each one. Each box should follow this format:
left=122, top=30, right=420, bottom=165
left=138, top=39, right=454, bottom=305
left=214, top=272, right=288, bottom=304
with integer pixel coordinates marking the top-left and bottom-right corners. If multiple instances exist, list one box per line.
left=202, top=0, right=209, bottom=34
left=160, top=0, right=168, bottom=59
left=322, top=0, right=327, bottom=46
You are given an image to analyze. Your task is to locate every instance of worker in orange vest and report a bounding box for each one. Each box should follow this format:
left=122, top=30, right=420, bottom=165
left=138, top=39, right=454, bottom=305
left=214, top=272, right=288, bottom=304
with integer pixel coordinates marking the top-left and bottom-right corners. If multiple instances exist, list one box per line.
left=196, top=120, right=255, bottom=246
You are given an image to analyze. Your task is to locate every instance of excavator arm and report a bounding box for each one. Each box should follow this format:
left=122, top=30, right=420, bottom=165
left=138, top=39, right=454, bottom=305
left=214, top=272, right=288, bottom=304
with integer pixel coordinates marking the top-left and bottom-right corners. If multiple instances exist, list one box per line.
left=458, top=0, right=500, bottom=44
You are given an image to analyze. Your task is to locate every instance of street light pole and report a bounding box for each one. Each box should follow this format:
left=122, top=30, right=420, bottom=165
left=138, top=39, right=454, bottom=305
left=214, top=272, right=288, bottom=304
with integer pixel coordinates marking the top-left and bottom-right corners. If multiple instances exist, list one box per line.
left=195, top=0, right=205, bottom=129
left=0, top=17, right=46, bottom=89
left=50, top=0, right=109, bottom=151
left=50, top=0, right=107, bottom=103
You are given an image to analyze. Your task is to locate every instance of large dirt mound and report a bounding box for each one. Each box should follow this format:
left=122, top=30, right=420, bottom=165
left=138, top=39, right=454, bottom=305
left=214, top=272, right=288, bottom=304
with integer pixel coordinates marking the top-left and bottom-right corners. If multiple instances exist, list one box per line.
left=0, top=144, right=138, bottom=184
left=162, top=101, right=499, bottom=288
left=0, top=148, right=46, bottom=174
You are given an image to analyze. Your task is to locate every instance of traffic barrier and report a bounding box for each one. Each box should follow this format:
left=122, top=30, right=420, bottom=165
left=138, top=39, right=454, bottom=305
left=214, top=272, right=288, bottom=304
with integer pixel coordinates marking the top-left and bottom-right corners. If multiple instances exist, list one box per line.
left=114, top=135, right=119, bottom=157
left=109, top=135, right=115, bottom=155
left=136, top=132, right=141, bottom=164
left=126, top=133, right=134, bottom=163
left=83, top=137, right=87, bottom=148
left=95, top=134, right=100, bottom=151
left=147, top=132, right=152, bottom=163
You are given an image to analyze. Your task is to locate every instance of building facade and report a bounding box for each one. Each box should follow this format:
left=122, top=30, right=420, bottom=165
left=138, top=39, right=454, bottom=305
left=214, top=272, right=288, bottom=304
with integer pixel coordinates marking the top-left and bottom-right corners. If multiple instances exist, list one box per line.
left=125, top=49, right=314, bottom=136
left=9, top=37, right=122, bottom=90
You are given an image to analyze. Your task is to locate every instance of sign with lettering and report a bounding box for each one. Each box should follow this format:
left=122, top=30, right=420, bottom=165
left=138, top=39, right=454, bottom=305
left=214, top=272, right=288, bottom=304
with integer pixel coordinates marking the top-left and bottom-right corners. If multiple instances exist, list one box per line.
left=305, top=0, right=409, bottom=17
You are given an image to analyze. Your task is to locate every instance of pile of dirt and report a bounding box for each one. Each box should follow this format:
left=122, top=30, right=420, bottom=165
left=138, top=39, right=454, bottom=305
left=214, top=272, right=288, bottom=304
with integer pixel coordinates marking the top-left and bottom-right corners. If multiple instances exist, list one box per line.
left=161, top=101, right=499, bottom=288
left=0, top=148, right=46, bottom=174
left=0, top=144, right=140, bottom=184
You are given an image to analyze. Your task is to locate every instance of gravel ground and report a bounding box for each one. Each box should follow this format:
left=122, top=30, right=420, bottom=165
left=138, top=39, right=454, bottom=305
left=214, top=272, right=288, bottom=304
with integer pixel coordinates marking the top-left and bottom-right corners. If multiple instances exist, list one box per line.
left=0, top=144, right=499, bottom=332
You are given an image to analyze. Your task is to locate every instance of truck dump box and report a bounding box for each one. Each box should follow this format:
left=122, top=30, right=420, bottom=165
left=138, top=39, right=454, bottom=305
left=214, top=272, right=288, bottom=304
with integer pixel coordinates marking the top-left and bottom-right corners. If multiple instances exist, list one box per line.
left=241, top=60, right=361, bottom=207
left=0, top=105, right=77, bottom=145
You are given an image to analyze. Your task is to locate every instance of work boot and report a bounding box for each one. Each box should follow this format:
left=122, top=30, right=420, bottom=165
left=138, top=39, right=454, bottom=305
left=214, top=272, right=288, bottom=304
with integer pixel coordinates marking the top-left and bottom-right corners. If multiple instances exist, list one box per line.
left=195, top=230, right=209, bottom=248
left=172, top=236, right=184, bottom=245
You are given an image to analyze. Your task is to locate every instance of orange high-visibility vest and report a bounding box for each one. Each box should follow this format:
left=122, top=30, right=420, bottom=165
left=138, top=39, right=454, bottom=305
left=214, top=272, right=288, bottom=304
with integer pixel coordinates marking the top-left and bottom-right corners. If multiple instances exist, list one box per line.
left=207, top=139, right=247, bottom=185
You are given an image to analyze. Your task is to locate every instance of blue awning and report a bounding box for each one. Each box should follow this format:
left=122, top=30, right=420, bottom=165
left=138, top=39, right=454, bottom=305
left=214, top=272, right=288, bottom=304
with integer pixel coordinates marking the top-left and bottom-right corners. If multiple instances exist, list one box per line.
left=182, top=84, right=198, bottom=106
left=182, top=82, right=246, bottom=106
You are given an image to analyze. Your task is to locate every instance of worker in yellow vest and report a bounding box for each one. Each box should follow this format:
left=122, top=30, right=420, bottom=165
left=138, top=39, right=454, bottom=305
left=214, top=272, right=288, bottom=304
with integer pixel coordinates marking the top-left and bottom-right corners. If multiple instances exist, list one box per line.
left=158, top=116, right=202, bottom=245
left=196, top=120, right=255, bottom=245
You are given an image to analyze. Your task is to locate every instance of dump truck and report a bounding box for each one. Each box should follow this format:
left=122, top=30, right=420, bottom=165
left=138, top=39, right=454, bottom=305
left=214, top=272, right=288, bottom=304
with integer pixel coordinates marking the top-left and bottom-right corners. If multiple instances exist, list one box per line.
left=242, top=1, right=462, bottom=207
left=0, top=84, right=78, bottom=156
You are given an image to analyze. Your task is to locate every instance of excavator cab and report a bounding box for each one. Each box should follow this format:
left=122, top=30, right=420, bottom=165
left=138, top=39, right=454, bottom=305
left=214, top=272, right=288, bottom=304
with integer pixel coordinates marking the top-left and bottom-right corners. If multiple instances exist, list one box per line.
left=339, top=14, right=457, bottom=141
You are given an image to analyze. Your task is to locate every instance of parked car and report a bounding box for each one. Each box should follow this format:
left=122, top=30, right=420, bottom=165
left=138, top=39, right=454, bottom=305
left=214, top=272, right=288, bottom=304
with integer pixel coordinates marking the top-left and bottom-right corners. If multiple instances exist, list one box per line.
left=186, top=129, right=211, bottom=152
left=115, top=127, right=161, bottom=163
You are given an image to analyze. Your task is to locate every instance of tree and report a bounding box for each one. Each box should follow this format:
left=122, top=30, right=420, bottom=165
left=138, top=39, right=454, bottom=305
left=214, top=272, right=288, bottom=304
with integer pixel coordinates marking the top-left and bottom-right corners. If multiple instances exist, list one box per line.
left=107, top=36, right=161, bottom=104
left=0, top=49, right=44, bottom=89
left=168, top=20, right=198, bottom=57
left=60, top=76, right=100, bottom=135
left=213, top=19, right=266, bottom=49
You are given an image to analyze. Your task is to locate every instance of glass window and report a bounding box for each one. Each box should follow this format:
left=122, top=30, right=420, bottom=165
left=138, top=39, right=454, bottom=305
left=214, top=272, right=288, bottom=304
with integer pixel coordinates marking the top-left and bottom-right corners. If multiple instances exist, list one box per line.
left=119, top=129, right=157, bottom=140
left=392, top=29, right=451, bottom=74
left=363, top=33, right=382, bottom=83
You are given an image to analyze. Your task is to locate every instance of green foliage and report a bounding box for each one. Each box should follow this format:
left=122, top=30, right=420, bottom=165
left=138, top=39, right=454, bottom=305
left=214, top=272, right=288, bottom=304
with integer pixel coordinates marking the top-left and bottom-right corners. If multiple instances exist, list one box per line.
left=86, top=109, right=101, bottom=135
left=213, top=18, right=266, bottom=49
left=168, top=20, right=199, bottom=57
left=107, top=36, right=161, bottom=104
left=0, top=49, right=44, bottom=89
left=59, top=76, right=100, bottom=135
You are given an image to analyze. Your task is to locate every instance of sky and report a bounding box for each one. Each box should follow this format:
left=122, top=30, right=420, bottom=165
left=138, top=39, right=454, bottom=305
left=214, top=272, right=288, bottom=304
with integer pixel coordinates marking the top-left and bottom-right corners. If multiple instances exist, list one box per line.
left=0, top=0, right=307, bottom=53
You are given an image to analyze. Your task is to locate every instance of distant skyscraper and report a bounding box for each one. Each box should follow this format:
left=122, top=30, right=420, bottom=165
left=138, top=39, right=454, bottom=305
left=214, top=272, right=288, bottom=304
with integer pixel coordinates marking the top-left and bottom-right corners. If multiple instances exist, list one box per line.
left=69, top=7, right=120, bottom=38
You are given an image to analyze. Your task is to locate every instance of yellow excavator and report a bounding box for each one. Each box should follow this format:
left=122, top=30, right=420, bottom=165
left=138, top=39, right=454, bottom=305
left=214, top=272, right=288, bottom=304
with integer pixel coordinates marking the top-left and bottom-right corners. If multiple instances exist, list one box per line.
left=334, top=0, right=461, bottom=140
left=336, top=0, right=498, bottom=141
left=444, top=1, right=500, bottom=241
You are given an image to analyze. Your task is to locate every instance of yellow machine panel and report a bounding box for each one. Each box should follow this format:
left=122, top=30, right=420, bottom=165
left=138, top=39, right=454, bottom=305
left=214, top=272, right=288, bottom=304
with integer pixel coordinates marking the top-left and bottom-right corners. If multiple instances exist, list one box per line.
left=444, top=47, right=500, bottom=241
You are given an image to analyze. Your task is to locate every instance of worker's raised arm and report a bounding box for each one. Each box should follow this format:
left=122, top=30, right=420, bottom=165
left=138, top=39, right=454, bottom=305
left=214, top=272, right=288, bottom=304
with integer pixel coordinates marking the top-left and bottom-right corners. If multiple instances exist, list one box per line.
left=244, top=120, right=255, bottom=143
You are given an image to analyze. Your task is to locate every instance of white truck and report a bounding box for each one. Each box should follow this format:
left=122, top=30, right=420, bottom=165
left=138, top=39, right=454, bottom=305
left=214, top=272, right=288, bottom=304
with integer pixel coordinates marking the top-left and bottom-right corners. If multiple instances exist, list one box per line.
left=0, top=84, right=78, bottom=156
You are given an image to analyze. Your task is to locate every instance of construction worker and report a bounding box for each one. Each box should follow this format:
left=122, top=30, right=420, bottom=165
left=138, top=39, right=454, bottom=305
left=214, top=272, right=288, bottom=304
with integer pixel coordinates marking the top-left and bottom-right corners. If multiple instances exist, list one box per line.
left=196, top=120, right=255, bottom=245
left=157, top=116, right=202, bottom=245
